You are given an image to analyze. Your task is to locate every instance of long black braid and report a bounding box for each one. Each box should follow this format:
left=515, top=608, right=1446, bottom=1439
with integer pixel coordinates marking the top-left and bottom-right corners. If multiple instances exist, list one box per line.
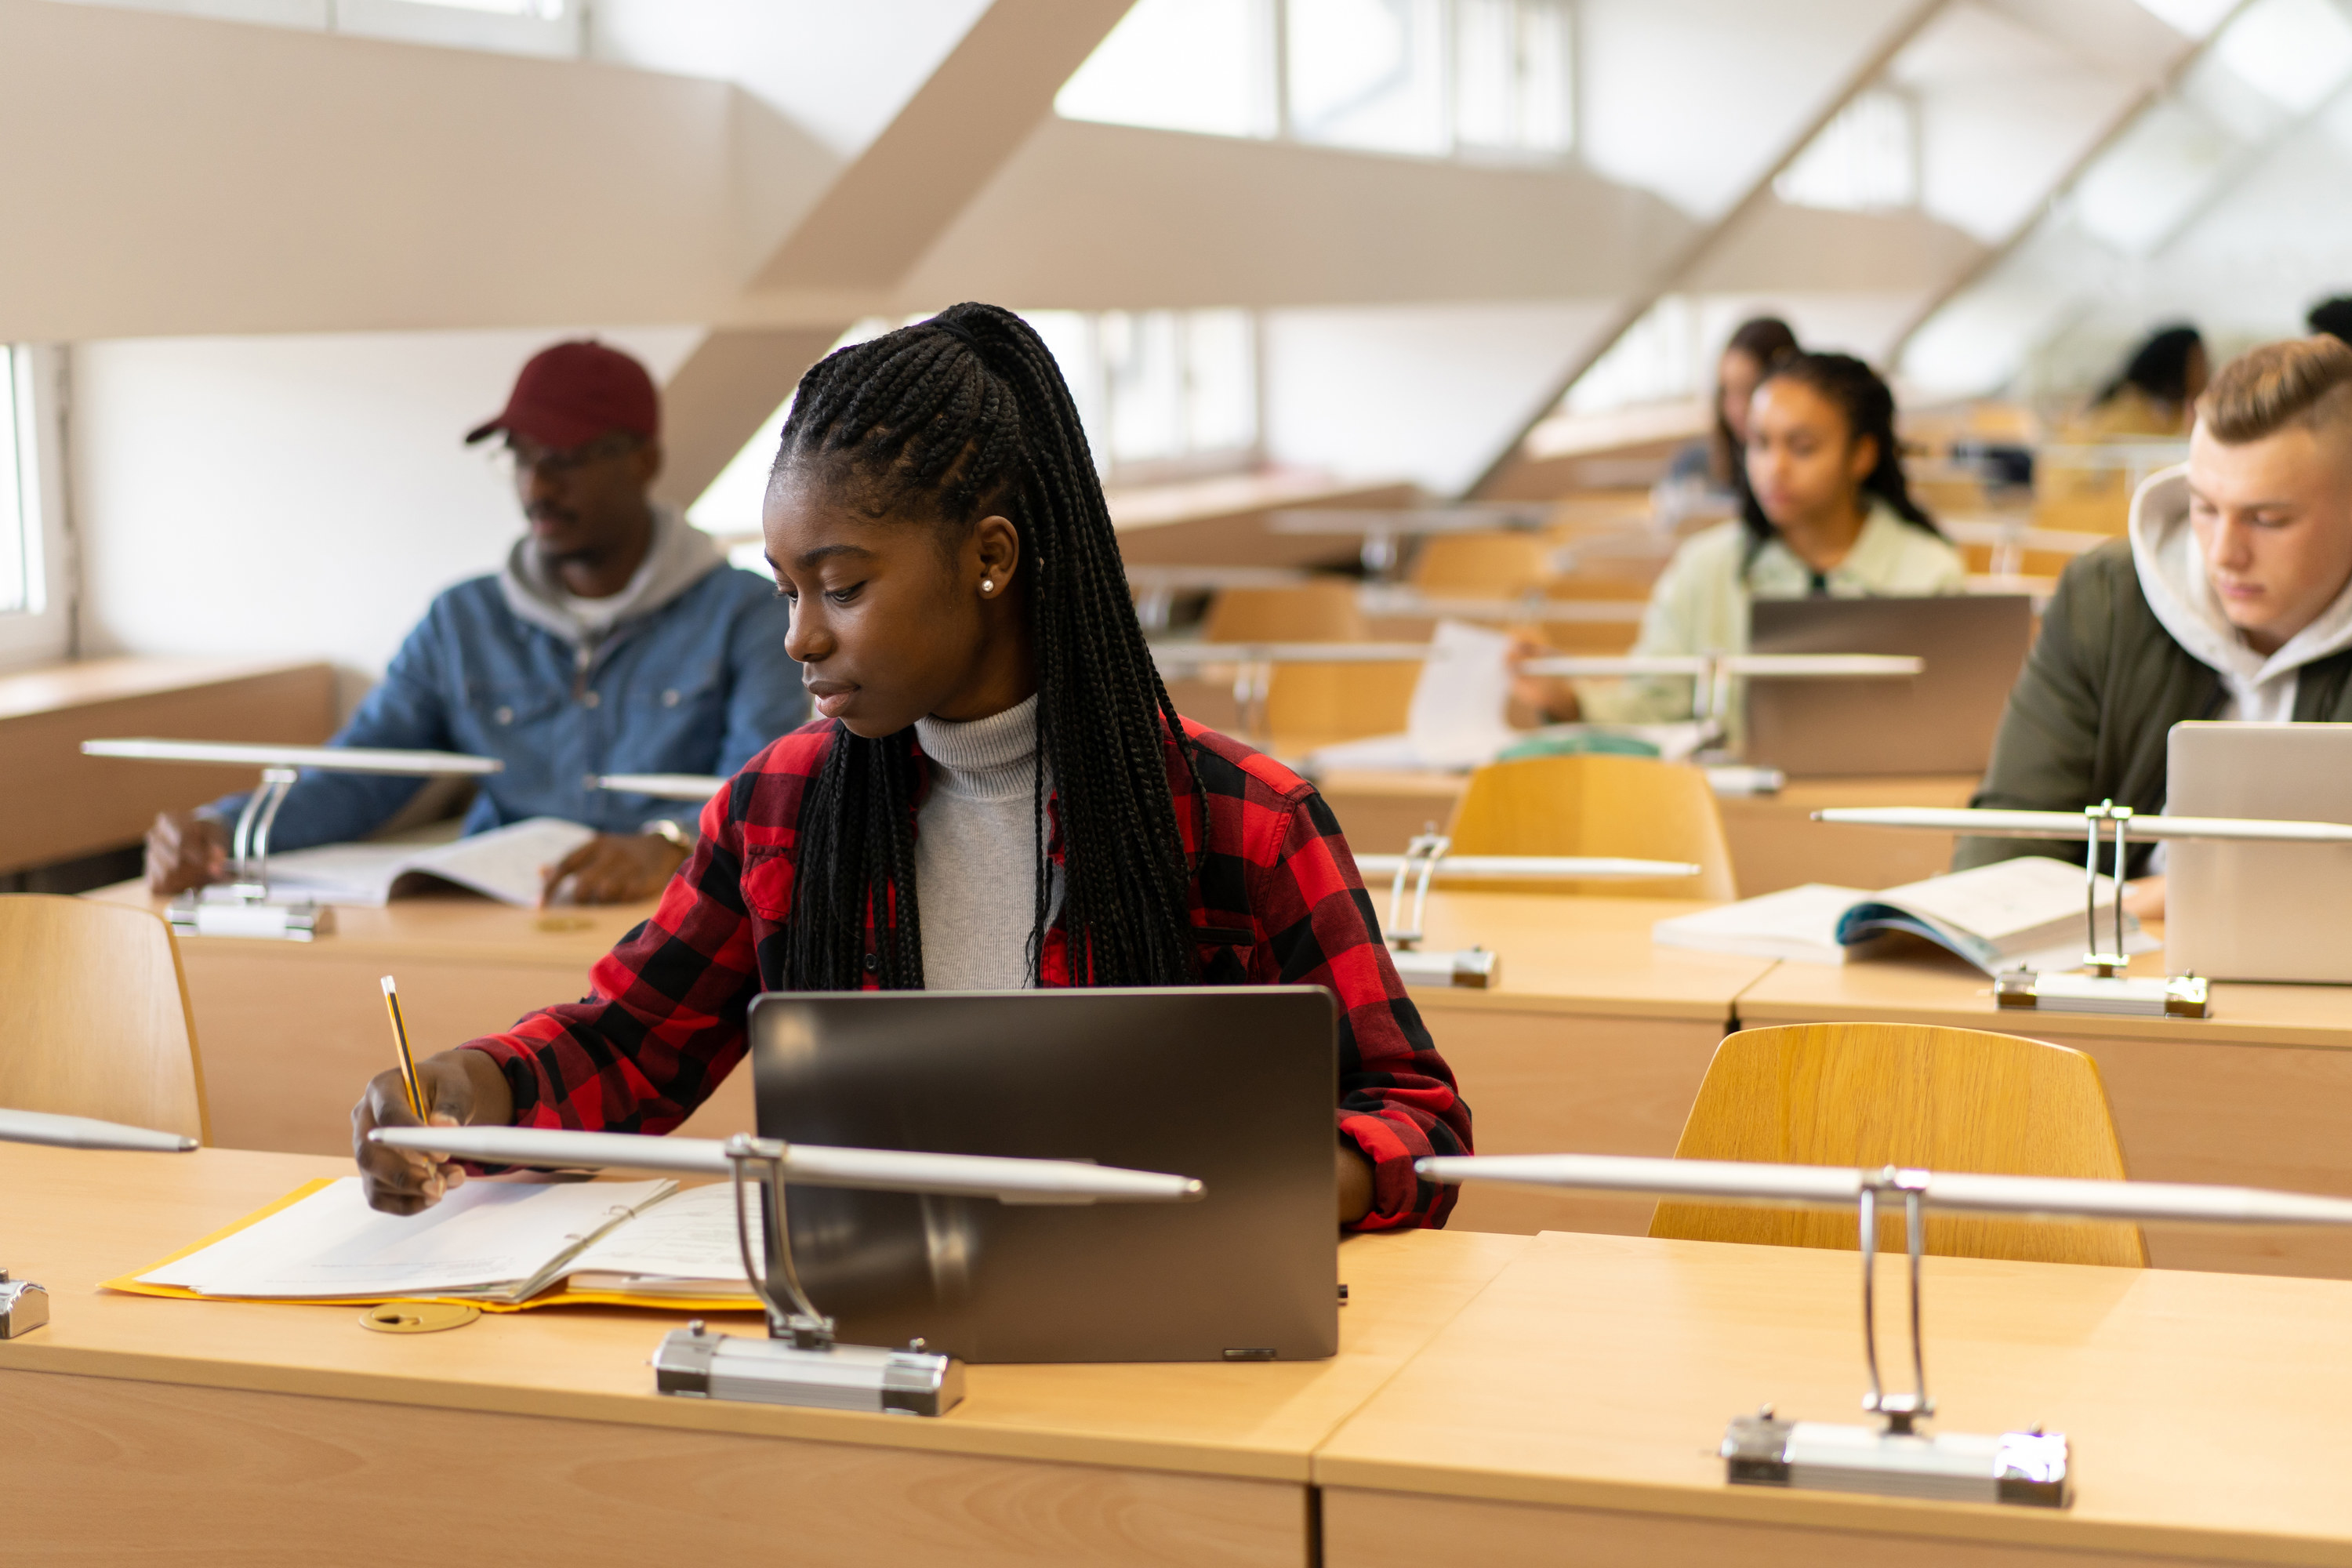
left=1739, top=350, right=1940, bottom=575
left=770, top=303, right=1203, bottom=991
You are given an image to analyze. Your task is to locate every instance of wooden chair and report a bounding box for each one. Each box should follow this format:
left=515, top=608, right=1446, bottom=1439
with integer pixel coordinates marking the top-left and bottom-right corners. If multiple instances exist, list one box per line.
left=1201, top=580, right=1368, bottom=643
left=1441, top=753, right=1737, bottom=900
left=1650, top=1022, right=2145, bottom=1267
left=0, top=895, right=210, bottom=1142
left=1409, top=532, right=1551, bottom=597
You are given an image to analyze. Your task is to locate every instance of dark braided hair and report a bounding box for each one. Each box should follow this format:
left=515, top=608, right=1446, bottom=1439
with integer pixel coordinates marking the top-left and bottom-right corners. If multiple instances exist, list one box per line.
left=768, top=303, right=1202, bottom=991
left=1739, top=350, right=1939, bottom=571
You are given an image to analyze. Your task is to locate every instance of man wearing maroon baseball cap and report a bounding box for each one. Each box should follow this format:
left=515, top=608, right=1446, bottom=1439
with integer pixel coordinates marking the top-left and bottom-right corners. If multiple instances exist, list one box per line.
left=146, top=339, right=807, bottom=904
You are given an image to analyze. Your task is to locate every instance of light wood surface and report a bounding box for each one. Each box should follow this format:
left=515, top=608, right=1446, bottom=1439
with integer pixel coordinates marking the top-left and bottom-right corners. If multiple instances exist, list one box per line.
left=79, top=881, right=755, bottom=1156
left=1405, top=893, right=1771, bottom=1237
left=1201, top=580, right=1370, bottom=642
left=1715, top=774, right=1979, bottom=895
left=1316, top=768, right=1970, bottom=894
left=0, top=1149, right=1527, bottom=1472
left=1110, top=473, right=1416, bottom=569
left=0, top=893, right=209, bottom=1140
left=1444, top=755, right=1738, bottom=901
left=1737, top=946, right=2352, bottom=1279
left=1318, top=1229, right=2352, bottom=1565
left=1651, top=1023, right=2143, bottom=1267
left=0, top=655, right=336, bottom=874
left=1407, top=532, right=1550, bottom=596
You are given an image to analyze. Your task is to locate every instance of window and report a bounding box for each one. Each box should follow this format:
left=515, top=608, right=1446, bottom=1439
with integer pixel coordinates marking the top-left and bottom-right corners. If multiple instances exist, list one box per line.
left=1056, top=0, right=1573, bottom=160
left=0, top=346, right=71, bottom=670
left=687, top=310, right=1263, bottom=543
left=0, top=350, right=31, bottom=618
left=47, top=0, right=581, bottom=60
left=1774, top=89, right=1918, bottom=212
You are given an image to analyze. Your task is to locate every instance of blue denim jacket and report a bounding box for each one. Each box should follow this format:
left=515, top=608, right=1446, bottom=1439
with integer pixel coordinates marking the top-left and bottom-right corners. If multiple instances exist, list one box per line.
left=208, top=564, right=804, bottom=850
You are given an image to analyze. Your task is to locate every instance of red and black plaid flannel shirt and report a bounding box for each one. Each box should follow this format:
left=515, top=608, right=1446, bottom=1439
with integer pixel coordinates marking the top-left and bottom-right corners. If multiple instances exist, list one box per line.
left=463, top=716, right=1472, bottom=1229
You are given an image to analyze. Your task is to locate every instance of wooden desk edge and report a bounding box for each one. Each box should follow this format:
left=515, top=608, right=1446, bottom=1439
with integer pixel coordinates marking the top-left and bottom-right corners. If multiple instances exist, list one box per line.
left=1311, top=1454, right=2352, bottom=1566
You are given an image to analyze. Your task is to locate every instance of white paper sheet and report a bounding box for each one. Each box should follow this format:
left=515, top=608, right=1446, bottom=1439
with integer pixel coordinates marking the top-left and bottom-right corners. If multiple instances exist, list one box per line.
left=140, top=1177, right=673, bottom=1300
left=561, top=1181, right=751, bottom=1286
left=1405, top=620, right=1519, bottom=768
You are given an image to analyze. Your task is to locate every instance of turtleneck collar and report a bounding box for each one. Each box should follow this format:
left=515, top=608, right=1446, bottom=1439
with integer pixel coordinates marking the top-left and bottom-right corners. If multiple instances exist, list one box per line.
left=914, top=695, right=1039, bottom=800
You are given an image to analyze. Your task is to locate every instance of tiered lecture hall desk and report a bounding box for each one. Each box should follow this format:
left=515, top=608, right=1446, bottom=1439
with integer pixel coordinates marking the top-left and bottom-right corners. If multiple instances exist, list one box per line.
left=1316, top=1229, right=2352, bottom=1568
left=18, top=1144, right=2352, bottom=1566
left=1738, top=934, right=2352, bottom=1281
left=0, top=655, right=334, bottom=876
left=0, top=1139, right=1527, bottom=1567
left=1314, top=767, right=1980, bottom=895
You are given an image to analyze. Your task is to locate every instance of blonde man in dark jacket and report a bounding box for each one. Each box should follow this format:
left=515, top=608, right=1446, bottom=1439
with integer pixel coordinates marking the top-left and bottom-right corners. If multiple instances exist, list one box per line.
left=1960, top=336, right=2352, bottom=914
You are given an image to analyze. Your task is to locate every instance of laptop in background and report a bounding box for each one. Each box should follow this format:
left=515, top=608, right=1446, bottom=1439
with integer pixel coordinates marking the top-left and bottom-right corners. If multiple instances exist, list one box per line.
left=1745, top=595, right=2034, bottom=777
left=747, top=986, right=1339, bottom=1363
left=2166, top=722, right=2352, bottom=984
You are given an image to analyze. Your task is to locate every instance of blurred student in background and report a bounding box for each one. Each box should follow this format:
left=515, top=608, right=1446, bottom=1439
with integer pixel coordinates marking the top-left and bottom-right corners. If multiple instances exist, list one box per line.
left=2077, top=325, right=2209, bottom=438
left=1962, top=336, right=2352, bottom=916
left=1516, top=351, right=1964, bottom=731
left=1666, top=316, right=1802, bottom=506
left=2307, top=296, right=2352, bottom=347
left=144, top=341, right=807, bottom=906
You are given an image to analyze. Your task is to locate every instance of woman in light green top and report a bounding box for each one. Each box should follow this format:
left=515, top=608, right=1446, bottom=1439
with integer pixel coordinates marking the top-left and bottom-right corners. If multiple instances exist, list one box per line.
left=1519, top=350, right=1965, bottom=731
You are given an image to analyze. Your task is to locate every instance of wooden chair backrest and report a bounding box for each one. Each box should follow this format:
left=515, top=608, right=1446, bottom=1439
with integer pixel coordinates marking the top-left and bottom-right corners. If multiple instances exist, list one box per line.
left=1265, top=661, right=1422, bottom=751
left=0, top=895, right=209, bottom=1142
left=1202, top=581, right=1369, bottom=643
left=1410, top=532, right=1552, bottom=597
left=1442, top=753, right=1737, bottom=899
left=1651, top=1022, right=2144, bottom=1266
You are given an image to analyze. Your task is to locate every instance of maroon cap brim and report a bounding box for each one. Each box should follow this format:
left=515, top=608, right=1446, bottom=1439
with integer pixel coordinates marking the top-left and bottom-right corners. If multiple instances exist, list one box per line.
left=463, top=407, right=616, bottom=450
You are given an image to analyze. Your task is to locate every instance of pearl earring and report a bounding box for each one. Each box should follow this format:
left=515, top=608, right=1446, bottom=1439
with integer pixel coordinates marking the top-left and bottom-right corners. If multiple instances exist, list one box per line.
left=981, top=579, right=995, bottom=594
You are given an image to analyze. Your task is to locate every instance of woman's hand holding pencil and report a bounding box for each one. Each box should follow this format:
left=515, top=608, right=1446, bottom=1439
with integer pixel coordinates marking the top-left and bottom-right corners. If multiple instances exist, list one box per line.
left=351, top=975, right=517, bottom=1215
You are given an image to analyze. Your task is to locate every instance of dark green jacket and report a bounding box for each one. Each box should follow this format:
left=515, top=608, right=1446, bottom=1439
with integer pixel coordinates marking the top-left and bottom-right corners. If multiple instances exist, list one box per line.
left=1955, top=539, right=2352, bottom=877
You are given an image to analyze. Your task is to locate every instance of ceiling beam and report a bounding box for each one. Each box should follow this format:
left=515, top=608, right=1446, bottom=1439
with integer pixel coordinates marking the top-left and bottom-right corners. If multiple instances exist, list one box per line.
left=1464, top=0, right=1954, bottom=500
left=1882, top=0, right=2259, bottom=367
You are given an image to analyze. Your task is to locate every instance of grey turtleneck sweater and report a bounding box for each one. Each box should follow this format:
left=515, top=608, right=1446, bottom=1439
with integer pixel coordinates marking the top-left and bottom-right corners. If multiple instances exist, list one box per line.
left=913, top=696, right=1050, bottom=990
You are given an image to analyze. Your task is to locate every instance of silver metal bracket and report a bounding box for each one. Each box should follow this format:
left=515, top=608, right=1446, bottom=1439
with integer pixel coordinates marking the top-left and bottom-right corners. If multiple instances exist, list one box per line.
left=645, top=1134, right=967, bottom=1417
left=0, top=1269, right=49, bottom=1338
left=169, top=766, right=332, bottom=942
left=1719, top=1169, right=2074, bottom=1508
left=1995, top=969, right=2210, bottom=1019
left=1381, top=833, right=1500, bottom=989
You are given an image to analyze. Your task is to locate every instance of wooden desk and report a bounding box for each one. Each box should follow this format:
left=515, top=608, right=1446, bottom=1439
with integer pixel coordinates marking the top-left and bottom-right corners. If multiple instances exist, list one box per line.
left=1738, top=946, right=2352, bottom=1279
left=0, top=1142, right=1528, bottom=1567
left=1319, top=1229, right=2352, bottom=1566
left=83, top=882, right=730, bottom=1157
left=0, top=655, right=335, bottom=874
left=1715, top=774, right=1978, bottom=895
left=1406, top=893, right=1768, bottom=1240
left=1310, top=768, right=1980, bottom=896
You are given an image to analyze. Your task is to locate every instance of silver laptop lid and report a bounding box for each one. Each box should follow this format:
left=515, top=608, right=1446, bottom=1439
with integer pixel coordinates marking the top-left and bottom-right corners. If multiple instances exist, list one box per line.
left=1746, top=595, right=2033, bottom=776
left=2166, top=721, right=2352, bottom=984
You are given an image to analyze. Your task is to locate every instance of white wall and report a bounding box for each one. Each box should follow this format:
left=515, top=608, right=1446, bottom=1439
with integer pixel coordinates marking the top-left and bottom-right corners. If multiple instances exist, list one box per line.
left=73, top=326, right=701, bottom=710
left=1261, top=302, right=1621, bottom=495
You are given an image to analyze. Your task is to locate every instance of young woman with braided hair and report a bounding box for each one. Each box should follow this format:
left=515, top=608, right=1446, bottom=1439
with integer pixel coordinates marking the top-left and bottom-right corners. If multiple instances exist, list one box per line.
left=352, top=303, right=1470, bottom=1230
left=1514, top=350, right=1964, bottom=731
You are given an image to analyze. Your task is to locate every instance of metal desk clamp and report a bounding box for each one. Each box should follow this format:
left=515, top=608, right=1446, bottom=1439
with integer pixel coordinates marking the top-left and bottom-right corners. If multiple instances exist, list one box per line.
left=1994, top=800, right=2209, bottom=1019
left=170, top=766, right=332, bottom=942
left=1722, top=1168, right=2071, bottom=1508
left=1381, top=833, right=1498, bottom=989
left=649, top=1134, right=964, bottom=1417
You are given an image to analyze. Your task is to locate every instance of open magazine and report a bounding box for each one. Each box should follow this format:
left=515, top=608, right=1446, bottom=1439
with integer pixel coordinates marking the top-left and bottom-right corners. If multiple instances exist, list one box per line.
left=1652, top=856, right=2155, bottom=975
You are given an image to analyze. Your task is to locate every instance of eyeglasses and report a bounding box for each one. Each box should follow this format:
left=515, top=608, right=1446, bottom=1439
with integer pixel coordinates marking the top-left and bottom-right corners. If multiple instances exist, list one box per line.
left=499, top=433, right=644, bottom=478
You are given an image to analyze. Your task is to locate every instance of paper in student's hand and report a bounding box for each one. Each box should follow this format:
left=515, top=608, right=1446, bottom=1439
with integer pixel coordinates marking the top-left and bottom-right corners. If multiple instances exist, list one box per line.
left=1406, top=619, right=1519, bottom=769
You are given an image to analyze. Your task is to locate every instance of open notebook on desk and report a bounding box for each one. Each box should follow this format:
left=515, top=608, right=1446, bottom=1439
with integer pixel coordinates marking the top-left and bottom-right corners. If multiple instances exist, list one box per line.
left=256, top=817, right=594, bottom=908
left=116, top=1177, right=757, bottom=1310
left=1653, top=856, right=2156, bottom=975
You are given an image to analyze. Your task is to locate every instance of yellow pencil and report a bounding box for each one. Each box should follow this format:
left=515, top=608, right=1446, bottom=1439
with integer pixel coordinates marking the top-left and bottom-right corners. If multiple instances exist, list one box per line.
left=379, top=975, right=425, bottom=1121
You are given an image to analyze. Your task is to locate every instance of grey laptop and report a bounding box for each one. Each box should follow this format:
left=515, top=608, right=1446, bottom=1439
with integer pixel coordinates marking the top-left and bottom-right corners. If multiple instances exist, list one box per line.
left=746, top=986, right=1340, bottom=1363
left=1745, top=594, right=2034, bottom=777
left=2166, top=721, right=2352, bottom=984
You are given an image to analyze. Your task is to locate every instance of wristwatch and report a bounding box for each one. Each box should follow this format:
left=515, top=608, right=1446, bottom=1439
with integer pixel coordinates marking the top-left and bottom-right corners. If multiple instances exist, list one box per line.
left=642, top=818, right=695, bottom=853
